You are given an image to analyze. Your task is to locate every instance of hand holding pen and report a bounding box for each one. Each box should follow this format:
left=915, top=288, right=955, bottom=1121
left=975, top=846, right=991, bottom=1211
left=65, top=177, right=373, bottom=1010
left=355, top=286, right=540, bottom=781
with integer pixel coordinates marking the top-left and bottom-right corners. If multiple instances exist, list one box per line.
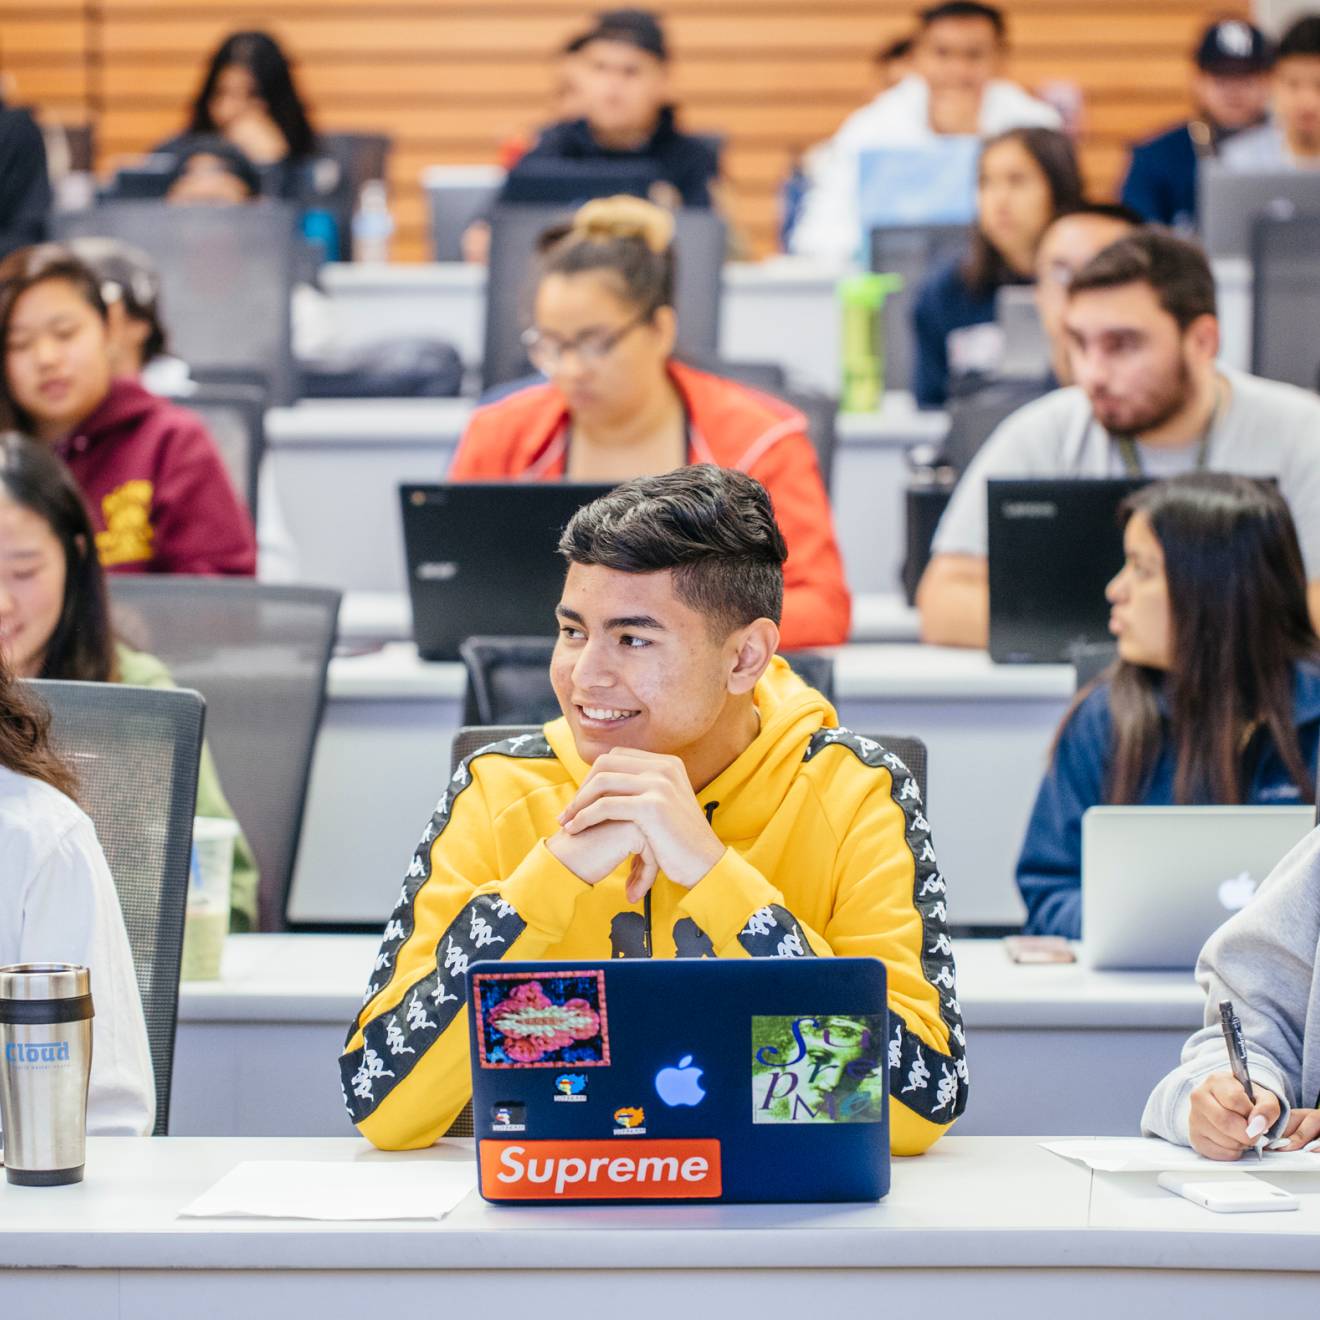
left=1185, top=1000, right=1281, bottom=1161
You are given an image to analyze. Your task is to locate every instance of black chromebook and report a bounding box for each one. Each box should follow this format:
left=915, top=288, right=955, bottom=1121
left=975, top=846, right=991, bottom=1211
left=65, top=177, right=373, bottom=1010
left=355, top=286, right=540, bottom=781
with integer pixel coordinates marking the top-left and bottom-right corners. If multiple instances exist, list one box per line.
left=987, top=478, right=1146, bottom=665
left=401, top=482, right=614, bottom=661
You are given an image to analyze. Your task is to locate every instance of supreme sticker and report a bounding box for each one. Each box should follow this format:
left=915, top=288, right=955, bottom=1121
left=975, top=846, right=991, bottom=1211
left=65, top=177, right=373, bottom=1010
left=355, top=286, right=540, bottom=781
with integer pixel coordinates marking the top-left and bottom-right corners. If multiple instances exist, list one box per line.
left=751, top=1013, right=887, bottom=1124
left=472, top=969, right=610, bottom=1069
left=480, top=1139, right=722, bottom=1200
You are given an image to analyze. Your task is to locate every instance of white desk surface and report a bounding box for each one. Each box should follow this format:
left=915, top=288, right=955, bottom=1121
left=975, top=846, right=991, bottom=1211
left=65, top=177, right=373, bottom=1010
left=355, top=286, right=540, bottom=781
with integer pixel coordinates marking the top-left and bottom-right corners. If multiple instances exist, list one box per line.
left=337, top=590, right=922, bottom=647
left=324, top=641, right=1075, bottom=704
left=4, top=1135, right=1319, bottom=1274
left=177, top=936, right=1200, bottom=1032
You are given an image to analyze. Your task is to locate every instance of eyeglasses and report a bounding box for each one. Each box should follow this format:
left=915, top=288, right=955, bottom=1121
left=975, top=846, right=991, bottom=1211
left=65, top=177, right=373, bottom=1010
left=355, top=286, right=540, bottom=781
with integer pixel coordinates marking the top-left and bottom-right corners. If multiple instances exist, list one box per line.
left=521, top=311, right=650, bottom=372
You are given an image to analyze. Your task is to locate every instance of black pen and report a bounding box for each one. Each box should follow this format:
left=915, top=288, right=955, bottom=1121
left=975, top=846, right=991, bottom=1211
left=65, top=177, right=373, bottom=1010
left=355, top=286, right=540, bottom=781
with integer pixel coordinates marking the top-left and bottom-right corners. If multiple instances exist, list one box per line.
left=1219, top=1000, right=1265, bottom=1160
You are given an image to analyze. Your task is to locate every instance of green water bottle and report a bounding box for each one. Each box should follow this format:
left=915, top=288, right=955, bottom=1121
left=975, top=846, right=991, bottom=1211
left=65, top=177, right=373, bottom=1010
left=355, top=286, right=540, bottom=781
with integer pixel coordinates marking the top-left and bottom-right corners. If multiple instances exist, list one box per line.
left=839, top=273, right=903, bottom=413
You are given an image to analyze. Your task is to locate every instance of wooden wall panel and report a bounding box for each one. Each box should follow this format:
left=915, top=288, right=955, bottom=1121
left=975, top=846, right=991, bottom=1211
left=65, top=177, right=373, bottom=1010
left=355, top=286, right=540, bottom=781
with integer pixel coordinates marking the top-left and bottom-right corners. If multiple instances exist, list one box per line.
left=4, top=1, right=1248, bottom=259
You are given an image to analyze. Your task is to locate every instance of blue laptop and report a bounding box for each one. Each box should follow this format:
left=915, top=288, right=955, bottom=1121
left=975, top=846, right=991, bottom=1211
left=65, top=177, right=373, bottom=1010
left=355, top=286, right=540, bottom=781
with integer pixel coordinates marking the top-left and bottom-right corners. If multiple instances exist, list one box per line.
left=466, top=957, right=890, bottom=1204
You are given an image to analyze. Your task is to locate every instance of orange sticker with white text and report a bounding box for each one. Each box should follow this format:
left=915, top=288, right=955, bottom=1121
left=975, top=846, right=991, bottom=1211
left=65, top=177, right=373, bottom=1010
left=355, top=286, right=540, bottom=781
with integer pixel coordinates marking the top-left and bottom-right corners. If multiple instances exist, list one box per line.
left=479, top=1138, right=722, bottom=1200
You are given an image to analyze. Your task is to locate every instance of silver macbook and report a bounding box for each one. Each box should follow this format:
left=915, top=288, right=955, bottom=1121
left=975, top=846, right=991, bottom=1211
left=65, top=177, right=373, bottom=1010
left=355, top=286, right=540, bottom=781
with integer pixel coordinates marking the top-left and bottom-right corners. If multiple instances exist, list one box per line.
left=1081, top=805, right=1314, bottom=970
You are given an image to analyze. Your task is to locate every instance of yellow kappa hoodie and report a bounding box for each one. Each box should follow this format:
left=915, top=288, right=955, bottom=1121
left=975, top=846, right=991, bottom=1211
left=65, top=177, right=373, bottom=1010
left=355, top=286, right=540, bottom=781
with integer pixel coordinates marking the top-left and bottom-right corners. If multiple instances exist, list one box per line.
left=341, top=659, right=967, bottom=1155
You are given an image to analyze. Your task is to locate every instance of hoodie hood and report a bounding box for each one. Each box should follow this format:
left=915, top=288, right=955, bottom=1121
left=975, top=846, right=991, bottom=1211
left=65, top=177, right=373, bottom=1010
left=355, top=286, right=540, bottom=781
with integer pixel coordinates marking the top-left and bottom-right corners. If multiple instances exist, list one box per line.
left=60, top=377, right=159, bottom=458
left=542, top=655, right=837, bottom=841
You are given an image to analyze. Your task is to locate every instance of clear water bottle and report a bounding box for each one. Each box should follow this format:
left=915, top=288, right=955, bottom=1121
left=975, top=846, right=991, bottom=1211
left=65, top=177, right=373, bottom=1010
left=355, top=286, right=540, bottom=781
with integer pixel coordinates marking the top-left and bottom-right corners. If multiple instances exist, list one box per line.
left=352, top=179, right=394, bottom=264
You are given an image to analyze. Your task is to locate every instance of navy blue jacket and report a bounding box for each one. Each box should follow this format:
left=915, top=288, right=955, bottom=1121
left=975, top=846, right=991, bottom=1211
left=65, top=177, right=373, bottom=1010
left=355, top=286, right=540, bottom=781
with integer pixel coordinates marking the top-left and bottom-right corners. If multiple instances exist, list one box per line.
left=1121, top=123, right=1199, bottom=228
left=504, top=107, right=718, bottom=209
left=1017, top=662, right=1320, bottom=938
left=912, top=253, right=1020, bottom=409
left=0, top=102, right=50, bottom=259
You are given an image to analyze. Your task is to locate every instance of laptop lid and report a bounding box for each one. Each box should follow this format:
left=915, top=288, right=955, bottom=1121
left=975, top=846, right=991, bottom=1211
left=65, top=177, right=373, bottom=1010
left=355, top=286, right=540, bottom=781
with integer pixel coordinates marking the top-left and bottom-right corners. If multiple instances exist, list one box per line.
left=987, top=478, right=1147, bottom=664
left=468, top=957, right=890, bottom=1204
left=1199, top=164, right=1320, bottom=260
left=400, top=482, right=613, bottom=661
left=1081, top=805, right=1314, bottom=970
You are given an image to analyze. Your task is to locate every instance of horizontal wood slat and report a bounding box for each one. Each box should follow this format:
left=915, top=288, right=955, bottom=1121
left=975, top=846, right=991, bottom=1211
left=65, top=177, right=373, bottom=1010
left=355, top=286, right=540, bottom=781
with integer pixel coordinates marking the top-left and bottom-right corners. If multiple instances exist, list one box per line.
left=2, top=1, right=1246, bottom=260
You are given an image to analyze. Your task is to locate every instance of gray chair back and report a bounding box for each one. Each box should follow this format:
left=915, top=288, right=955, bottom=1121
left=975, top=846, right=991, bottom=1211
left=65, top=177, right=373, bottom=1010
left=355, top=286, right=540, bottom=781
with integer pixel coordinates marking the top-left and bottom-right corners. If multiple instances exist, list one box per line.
left=460, top=637, right=836, bottom=725
left=869, top=733, right=927, bottom=807
left=870, top=224, right=972, bottom=390
left=27, top=679, right=204, bottom=1136
left=482, top=204, right=727, bottom=392
left=183, top=383, right=267, bottom=516
left=55, top=200, right=300, bottom=404
left=108, top=579, right=341, bottom=930
left=1251, top=213, right=1320, bottom=392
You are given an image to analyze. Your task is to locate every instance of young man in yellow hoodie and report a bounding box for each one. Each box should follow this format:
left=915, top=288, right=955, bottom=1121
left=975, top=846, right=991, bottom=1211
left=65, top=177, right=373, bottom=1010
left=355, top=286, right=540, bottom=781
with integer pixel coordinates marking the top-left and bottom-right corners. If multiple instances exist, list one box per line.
left=340, top=465, right=967, bottom=1155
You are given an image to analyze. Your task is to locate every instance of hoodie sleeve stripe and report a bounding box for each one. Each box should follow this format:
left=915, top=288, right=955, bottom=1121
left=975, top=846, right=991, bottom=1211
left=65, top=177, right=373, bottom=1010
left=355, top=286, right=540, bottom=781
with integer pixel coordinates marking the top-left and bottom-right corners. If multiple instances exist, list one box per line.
left=805, top=728, right=969, bottom=1124
left=340, top=892, right=526, bottom=1126
left=347, top=731, right=554, bottom=1046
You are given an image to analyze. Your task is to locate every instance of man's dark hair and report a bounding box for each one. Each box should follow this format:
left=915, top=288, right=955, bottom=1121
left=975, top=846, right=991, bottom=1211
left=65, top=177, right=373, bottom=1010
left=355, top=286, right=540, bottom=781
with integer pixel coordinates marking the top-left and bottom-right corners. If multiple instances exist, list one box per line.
left=918, top=2, right=1006, bottom=38
left=1278, top=15, right=1320, bottom=62
left=1051, top=200, right=1145, bottom=228
left=1066, top=229, right=1217, bottom=329
left=558, top=465, right=788, bottom=635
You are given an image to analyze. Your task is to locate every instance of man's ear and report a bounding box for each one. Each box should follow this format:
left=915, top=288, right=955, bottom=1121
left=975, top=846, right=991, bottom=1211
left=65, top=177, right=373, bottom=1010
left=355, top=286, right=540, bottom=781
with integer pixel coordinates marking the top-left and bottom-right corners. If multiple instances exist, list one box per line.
left=1185, top=312, right=1220, bottom=365
left=727, top=618, right=779, bottom=696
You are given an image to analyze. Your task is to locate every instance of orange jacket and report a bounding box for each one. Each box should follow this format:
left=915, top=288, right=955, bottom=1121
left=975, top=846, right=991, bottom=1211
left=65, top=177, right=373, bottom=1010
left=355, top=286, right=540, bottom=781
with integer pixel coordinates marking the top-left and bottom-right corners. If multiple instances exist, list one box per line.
left=450, top=361, right=851, bottom=648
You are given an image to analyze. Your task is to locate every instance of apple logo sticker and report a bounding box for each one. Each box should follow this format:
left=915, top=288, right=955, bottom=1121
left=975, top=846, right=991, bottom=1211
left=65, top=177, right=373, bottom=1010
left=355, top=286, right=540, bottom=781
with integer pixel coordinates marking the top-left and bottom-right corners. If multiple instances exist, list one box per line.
left=1218, top=871, right=1258, bottom=912
left=654, top=1055, right=706, bottom=1107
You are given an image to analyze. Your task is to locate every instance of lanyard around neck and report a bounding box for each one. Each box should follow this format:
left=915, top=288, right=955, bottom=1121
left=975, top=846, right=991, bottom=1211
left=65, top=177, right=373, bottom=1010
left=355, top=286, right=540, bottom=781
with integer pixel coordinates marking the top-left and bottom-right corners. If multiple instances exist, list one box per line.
left=1110, top=378, right=1224, bottom=479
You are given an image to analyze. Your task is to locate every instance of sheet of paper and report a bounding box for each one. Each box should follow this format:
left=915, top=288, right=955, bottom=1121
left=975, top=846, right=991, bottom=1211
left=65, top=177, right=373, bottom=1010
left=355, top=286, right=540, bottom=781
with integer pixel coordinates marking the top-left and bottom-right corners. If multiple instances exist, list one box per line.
left=179, top=1160, right=476, bottom=1221
left=1042, top=1137, right=1320, bottom=1174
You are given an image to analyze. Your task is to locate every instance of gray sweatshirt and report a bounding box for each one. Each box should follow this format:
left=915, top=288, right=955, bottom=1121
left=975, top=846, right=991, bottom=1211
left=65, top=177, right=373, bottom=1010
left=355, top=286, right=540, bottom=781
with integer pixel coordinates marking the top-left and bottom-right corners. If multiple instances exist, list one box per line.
left=1142, top=826, right=1320, bottom=1145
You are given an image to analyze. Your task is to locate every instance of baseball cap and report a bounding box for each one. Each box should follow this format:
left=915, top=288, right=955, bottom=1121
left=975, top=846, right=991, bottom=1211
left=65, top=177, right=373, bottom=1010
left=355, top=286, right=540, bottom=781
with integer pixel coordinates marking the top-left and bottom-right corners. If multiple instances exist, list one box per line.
left=1194, top=19, right=1273, bottom=74
left=581, top=8, right=668, bottom=61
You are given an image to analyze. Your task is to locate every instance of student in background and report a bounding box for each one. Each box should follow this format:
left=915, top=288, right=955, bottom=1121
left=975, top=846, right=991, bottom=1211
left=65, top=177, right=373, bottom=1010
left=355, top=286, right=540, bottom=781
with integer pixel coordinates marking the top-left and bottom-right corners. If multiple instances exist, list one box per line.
left=341, top=466, right=965, bottom=1154
left=1033, top=203, right=1140, bottom=387
left=0, top=97, right=51, bottom=259
left=917, top=230, right=1320, bottom=648
left=1121, top=19, right=1273, bottom=228
left=1143, top=827, right=1320, bottom=1158
left=791, top=2, right=1060, bottom=264
left=874, top=36, right=916, bottom=95
left=0, top=650, right=155, bottom=1134
left=0, top=433, right=259, bottom=930
left=450, top=196, right=850, bottom=649
left=1016, top=474, right=1320, bottom=939
left=1221, top=14, right=1320, bottom=171
left=912, top=127, right=1082, bottom=408
left=0, top=245, right=256, bottom=576
left=501, top=9, right=719, bottom=210
left=155, top=30, right=317, bottom=198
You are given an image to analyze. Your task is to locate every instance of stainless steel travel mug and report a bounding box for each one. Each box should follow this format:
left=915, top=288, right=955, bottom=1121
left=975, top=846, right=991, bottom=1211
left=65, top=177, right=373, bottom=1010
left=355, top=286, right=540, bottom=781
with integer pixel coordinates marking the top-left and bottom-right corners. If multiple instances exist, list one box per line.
left=0, top=964, right=94, bottom=1186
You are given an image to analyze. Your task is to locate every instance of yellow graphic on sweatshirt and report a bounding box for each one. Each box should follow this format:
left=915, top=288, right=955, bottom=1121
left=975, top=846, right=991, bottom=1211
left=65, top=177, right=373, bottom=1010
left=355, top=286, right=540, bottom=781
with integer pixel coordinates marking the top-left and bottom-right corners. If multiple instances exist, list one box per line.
left=96, top=480, right=154, bottom=566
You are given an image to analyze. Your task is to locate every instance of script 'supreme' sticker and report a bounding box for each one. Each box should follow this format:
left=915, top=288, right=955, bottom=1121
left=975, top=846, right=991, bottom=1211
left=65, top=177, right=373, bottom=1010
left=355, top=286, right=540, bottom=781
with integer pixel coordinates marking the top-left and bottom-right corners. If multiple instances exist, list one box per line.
left=480, top=1139, right=722, bottom=1200
left=750, top=1014, right=887, bottom=1124
left=472, top=969, right=611, bottom=1069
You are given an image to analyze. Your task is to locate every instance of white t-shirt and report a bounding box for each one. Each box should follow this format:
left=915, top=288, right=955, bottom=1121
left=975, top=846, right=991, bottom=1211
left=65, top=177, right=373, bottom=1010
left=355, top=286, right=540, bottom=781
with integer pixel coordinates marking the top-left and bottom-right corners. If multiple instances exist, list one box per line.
left=931, top=367, right=1320, bottom=571
left=0, top=765, right=155, bottom=1137
left=791, top=75, right=1062, bottom=265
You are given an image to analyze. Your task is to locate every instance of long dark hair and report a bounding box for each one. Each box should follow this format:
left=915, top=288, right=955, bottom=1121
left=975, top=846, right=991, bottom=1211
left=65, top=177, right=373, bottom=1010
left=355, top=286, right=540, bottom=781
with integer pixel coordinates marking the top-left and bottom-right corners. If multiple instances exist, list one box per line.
left=184, top=30, right=316, bottom=160
left=963, top=127, right=1083, bottom=297
left=0, top=433, right=117, bottom=683
left=0, top=651, right=78, bottom=800
left=1087, top=474, right=1319, bottom=805
left=0, top=244, right=109, bottom=433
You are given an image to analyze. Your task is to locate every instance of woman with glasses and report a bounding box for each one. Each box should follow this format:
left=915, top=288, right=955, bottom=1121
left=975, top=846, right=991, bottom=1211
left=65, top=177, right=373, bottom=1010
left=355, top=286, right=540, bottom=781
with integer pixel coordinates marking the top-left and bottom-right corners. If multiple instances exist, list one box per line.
left=450, top=196, right=850, bottom=648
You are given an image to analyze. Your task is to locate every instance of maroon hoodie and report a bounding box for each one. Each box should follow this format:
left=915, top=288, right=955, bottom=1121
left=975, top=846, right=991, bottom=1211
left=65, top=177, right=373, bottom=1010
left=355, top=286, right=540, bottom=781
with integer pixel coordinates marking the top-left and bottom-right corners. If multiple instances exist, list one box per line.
left=52, top=377, right=257, bottom=576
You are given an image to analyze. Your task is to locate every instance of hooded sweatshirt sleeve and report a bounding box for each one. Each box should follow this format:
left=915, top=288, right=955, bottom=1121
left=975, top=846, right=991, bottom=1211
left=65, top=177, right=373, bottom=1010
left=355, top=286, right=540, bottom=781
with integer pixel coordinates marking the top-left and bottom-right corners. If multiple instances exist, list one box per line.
left=1142, top=827, right=1320, bottom=1147
left=1015, top=688, right=1110, bottom=938
left=340, top=739, right=597, bottom=1150
left=146, top=405, right=257, bottom=575
left=678, top=730, right=968, bottom=1154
